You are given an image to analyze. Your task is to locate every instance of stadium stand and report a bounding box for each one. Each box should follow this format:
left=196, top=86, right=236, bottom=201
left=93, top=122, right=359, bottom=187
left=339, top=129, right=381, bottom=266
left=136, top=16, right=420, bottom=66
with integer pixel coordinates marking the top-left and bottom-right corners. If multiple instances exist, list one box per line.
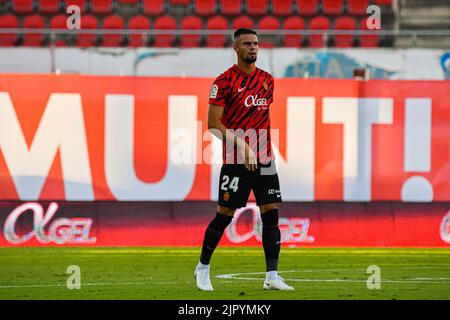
left=308, top=15, right=331, bottom=47
left=49, top=14, right=69, bottom=46
left=219, top=0, right=242, bottom=16
left=347, top=0, right=370, bottom=16
left=359, top=16, right=379, bottom=47
left=0, top=13, right=19, bottom=46
left=101, top=14, right=125, bottom=46
left=205, top=14, right=228, bottom=47
left=334, top=15, right=355, bottom=48
left=246, top=0, right=268, bottom=16
left=272, top=0, right=295, bottom=17
left=231, top=15, right=255, bottom=30
left=0, top=0, right=398, bottom=48
left=91, top=0, right=114, bottom=15
left=180, top=14, right=203, bottom=47
left=297, top=0, right=319, bottom=16
left=38, top=0, right=61, bottom=14
left=65, top=0, right=87, bottom=13
left=143, top=0, right=165, bottom=15
left=322, top=0, right=345, bottom=16
left=153, top=14, right=177, bottom=47
left=194, top=0, right=217, bottom=16
left=75, top=14, right=99, bottom=47
left=22, top=13, right=46, bottom=46
left=258, top=15, right=280, bottom=48
left=283, top=15, right=305, bottom=47
left=127, top=14, right=151, bottom=46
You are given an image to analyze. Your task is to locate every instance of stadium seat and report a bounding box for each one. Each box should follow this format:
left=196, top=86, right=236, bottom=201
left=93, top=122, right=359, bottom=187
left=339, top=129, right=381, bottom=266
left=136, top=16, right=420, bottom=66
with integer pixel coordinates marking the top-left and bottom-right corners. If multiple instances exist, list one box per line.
left=65, top=0, right=87, bottom=13
left=272, top=0, right=294, bottom=16
left=49, top=14, right=69, bottom=46
left=180, top=15, right=203, bottom=47
left=308, top=15, right=330, bottom=47
left=219, top=0, right=242, bottom=16
left=194, top=0, right=217, bottom=16
left=0, top=14, right=19, bottom=46
left=297, top=0, right=318, bottom=16
left=22, top=14, right=46, bottom=47
left=101, top=14, right=125, bottom=47
left=246, top=0, right=267, bottom=16
left=153, top=15, right=177, bottom=47
left=359, top=17, right=379, bottom=47
left=348, top=0, right=370, bottom=16
left=127, top=14, right=151, bottom=47
left=322, top=0, right=344, bottom=16
left=76, top=14, right=99, bottom=47
left=334, top=16, right=356, bottom=48
left=11, top=0, right=34, bottom=13
left=231, top=15, right=254, bottom=30
left=38, top=0, right=60, bottom=14
left=205, top=15, right=228, bottom=47
left=374, top=0, right=392, bottom=5
left=169, top=0, right=192, bottom=4
left=283, top=16, right=305, bottom=47
left=117, top=0, right=139, bottom=3
left=257, top=16, right=280, bottom=48
left=143, top=0, right=165, bottom=15
left=91, top=0, right=114, bottom=14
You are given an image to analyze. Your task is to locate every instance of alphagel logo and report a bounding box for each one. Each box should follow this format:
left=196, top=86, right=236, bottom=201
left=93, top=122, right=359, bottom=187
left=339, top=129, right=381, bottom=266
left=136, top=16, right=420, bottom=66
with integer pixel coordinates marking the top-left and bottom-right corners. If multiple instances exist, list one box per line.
left=244, top=95, right=268, bottom=109
left=284, top=52, right=396, bottom=79
left=440, top=211, right=450, bottom=244
left=3, top=202, right=96, bottom=245
left=225, top=203, right=314, bottom=244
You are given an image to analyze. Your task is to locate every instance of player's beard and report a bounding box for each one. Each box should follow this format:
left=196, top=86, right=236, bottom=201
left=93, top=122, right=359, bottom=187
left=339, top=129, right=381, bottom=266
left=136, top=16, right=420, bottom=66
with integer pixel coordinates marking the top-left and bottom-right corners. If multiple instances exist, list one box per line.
left=243, top=53, right=257, bottom=63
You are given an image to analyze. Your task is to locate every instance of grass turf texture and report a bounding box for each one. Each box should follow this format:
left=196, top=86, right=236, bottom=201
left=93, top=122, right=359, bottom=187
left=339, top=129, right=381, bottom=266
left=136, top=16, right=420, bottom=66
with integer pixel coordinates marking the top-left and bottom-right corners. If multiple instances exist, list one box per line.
left=0, top=247, right=449, bottom=300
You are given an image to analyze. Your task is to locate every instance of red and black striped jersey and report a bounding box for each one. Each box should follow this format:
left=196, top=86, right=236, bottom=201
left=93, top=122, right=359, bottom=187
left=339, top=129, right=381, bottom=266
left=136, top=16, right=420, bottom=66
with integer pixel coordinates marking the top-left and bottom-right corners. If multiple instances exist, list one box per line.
left=209, top=64, right=275, bottom=164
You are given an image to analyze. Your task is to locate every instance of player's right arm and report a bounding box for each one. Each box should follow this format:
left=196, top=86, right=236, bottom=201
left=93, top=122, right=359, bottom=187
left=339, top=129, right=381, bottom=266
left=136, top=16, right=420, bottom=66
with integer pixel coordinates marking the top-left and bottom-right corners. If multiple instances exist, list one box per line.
left=207, top=104, right=257, bottom=171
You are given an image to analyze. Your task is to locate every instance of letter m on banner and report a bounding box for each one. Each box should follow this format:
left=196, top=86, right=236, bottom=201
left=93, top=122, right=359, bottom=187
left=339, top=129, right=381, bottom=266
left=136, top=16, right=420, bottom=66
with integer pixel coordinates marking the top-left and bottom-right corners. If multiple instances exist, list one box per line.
left=0, top=93, right=94, bottom=200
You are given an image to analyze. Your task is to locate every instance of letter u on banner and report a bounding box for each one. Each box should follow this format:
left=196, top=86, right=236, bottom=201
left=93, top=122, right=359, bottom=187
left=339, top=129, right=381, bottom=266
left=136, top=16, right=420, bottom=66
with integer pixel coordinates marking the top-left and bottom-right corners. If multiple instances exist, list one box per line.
left=105, top=94, right=197, bottom=200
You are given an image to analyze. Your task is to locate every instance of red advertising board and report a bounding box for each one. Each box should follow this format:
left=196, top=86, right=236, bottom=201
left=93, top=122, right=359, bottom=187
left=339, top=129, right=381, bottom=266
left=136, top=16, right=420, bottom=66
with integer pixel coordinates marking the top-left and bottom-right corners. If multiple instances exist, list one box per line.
left=0, top=201, right=449, bottom=247
left=0, top=74, right=449, bottom=202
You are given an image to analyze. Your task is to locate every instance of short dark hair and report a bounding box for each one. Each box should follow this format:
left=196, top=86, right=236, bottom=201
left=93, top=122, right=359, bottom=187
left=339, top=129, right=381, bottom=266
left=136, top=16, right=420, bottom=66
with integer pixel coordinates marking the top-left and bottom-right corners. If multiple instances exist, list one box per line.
left=234, top=28, right=257, bottom=40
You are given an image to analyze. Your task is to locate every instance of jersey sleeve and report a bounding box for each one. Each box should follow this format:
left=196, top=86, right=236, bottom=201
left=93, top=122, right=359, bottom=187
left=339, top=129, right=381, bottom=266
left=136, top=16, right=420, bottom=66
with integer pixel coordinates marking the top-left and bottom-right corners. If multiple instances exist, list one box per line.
left=208, top=74, right=230, bottom=107
left=267, top=75, right=275, bottom=105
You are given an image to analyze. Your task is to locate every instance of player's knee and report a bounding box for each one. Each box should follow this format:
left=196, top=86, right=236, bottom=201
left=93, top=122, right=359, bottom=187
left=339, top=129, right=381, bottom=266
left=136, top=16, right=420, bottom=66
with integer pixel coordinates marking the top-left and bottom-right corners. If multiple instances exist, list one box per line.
left=261, top=207, right=278, bottom=226
left=259, top=203, right=279, bottom=214
left=217, top=205, right=236, bottom=217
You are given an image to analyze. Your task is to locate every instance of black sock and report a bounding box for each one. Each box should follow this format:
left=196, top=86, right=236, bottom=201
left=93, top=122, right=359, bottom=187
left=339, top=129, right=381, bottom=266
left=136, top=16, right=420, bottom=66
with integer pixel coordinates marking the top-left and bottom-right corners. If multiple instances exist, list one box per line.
left=200, top=213, right=233, bottom=265
left=261, top=209, right=281, bottom=272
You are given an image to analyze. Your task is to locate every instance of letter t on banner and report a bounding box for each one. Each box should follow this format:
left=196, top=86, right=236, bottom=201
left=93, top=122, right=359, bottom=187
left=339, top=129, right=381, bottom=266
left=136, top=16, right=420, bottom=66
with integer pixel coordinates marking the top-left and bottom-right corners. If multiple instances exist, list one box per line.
left=323, top=98, right=393, bottom=201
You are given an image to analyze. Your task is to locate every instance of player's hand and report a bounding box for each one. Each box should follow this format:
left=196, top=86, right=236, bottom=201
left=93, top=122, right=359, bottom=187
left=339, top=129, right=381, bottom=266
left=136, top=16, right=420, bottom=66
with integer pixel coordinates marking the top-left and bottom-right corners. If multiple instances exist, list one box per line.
left=243, top=144, right=258, bottom=171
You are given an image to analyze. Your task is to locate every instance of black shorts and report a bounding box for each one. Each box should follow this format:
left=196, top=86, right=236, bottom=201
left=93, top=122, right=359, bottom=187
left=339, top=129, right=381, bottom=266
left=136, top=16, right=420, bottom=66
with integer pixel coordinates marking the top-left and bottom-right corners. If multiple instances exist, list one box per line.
left=217, top=161, right=282, bottom=209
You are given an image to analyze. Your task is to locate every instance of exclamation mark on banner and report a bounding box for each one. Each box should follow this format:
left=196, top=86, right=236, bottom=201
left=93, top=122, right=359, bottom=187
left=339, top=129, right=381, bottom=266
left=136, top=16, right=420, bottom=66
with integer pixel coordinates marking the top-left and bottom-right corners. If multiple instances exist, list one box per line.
left=401, top=98, right=433, bottom=202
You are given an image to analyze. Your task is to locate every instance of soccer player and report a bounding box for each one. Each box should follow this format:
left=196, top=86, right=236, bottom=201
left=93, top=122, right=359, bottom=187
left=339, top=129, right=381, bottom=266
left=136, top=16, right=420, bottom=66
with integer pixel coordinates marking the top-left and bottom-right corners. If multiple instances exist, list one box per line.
left=194, top=28, right=294, bottom=291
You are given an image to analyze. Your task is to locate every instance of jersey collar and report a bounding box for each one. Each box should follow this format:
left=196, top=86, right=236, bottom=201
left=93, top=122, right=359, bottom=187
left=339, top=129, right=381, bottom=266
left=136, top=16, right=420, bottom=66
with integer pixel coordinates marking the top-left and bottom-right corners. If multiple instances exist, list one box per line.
left=233, top=64, right=258, bottom=77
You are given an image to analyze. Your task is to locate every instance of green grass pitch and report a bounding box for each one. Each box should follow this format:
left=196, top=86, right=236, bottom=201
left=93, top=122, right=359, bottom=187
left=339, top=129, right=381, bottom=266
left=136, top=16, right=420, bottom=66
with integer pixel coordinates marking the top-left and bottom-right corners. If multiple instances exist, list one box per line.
left=0, top=247, right=449, bottom=300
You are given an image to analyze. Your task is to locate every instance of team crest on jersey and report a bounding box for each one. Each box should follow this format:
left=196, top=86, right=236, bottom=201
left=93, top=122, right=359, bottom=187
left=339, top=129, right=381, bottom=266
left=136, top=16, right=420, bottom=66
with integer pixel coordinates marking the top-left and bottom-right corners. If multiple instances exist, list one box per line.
left=210, top=84, right=218, bottom=98
left=263, top=81, right=268, bottom=91
left=223, top=192, right=230, bottom=202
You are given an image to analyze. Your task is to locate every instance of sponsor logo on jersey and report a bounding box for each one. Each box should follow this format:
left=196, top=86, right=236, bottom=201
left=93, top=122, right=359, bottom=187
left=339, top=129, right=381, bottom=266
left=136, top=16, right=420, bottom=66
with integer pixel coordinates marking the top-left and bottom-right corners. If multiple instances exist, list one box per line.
left=210, top=84, right=218, bottom=99
left=244, top=95, right=268, bottom=109
left=263, top=81, right=268, bottom=91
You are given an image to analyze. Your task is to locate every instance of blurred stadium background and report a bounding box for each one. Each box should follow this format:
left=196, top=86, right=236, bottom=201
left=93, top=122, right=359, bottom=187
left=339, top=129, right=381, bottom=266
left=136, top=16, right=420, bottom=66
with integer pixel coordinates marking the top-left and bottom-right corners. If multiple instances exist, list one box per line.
left=0, top=0, right=449, bottom=300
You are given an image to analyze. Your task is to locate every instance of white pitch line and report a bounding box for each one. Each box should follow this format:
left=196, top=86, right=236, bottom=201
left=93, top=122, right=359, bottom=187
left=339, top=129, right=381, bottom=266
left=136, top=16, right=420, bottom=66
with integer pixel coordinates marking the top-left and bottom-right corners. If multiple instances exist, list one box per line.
left=216, top=270, right=450, bottom=285
left=0, top=281, right=178, bottom=289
